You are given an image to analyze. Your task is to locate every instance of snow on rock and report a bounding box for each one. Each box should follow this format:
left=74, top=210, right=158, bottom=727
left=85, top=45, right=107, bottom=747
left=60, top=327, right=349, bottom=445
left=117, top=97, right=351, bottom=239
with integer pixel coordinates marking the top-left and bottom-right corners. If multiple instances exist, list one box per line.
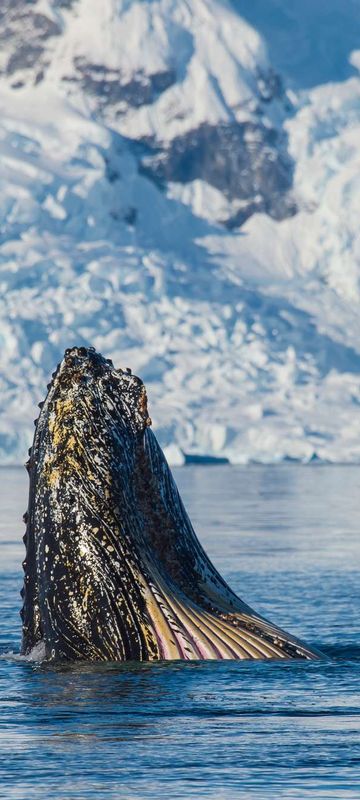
left=1, top=0, right=296, bottom=228
left=235, top=70, right=360, bottom=328
left=0, top=2, right=360, bottom=464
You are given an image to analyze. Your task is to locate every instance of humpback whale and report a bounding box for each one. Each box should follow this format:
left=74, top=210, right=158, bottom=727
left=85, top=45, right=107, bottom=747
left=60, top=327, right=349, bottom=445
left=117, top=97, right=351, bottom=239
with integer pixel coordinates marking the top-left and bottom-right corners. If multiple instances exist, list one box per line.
left=21, top=347, right=322, bottom=662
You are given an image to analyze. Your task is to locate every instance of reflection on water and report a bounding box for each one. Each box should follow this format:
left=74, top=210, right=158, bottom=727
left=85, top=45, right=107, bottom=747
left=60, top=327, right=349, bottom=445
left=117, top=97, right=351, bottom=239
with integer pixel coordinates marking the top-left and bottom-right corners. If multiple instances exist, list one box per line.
left=0, top=465, right=359, bottom=798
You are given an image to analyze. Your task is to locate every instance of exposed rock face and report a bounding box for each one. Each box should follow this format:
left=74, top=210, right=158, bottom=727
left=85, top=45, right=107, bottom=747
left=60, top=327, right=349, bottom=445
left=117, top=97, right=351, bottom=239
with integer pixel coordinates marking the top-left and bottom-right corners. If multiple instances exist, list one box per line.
left=69, top=58, right=177, bottom=110
left=141, top=121, right=296, bottom=226
left=0, top=0, right=296, bottom=228
left=0, top=1, right=61, bottom=84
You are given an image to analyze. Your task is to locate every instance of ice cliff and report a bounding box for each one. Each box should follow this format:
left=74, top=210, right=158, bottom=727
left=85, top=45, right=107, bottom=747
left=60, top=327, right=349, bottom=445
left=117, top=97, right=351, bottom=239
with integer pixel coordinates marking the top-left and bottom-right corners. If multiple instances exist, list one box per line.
left=1, top=0, right=360, bottom=464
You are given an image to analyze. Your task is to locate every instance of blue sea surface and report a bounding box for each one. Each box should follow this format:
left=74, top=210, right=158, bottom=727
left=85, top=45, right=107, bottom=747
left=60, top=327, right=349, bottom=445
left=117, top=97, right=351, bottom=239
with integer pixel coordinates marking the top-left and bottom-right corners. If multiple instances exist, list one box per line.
left=0, top=465, right=359, bottom=799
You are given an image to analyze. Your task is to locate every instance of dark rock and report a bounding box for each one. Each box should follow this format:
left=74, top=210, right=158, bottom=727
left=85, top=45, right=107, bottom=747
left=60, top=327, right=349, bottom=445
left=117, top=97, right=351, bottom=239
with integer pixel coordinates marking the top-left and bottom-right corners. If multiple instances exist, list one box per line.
left=69, top=58, right=176, bottom=109
left=0, top=3, right=61, bottom=80
left=53, top=0, right=77, bottom=7
left=140, top=121, right=296, bottom=225
left=123, top=207, right=137, bottom=226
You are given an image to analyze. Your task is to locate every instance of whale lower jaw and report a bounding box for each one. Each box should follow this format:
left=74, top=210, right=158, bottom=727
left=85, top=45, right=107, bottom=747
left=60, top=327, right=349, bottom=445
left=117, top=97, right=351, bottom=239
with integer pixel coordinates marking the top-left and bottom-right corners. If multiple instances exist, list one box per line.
left=138, top=582, right=318, bottom=661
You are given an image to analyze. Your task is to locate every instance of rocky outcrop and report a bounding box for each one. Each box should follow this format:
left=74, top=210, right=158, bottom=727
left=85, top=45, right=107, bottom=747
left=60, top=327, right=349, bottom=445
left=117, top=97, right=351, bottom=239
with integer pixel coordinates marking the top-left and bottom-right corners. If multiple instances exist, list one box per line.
left=141, top=121, right=296, bottom=226
left=0, top=1, right=61, bottom=85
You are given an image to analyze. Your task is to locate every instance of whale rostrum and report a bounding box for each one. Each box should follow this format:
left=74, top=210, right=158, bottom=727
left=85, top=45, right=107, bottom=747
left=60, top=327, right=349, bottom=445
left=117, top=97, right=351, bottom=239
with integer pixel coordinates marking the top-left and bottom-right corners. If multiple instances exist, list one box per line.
left=21, top=347, right=323, bottom=662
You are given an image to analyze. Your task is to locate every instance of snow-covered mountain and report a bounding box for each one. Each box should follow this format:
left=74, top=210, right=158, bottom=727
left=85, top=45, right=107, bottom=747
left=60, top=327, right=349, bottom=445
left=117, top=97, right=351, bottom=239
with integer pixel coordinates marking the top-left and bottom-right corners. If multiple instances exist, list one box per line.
left=1, top=0, right=360, bottom=464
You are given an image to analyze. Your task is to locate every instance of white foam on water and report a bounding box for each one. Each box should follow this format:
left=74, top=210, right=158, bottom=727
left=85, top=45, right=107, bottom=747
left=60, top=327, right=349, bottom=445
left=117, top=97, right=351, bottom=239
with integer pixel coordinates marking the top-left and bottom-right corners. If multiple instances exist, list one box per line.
left=0, top=641, right=46, bottom=663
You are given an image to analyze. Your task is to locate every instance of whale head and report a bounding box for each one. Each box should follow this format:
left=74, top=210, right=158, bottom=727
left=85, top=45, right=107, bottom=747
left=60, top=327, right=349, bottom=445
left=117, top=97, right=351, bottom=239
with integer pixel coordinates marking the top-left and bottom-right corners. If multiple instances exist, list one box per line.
left=21, top=346, right=159, bottom=661
left=21, top=346, right=324, bottom=662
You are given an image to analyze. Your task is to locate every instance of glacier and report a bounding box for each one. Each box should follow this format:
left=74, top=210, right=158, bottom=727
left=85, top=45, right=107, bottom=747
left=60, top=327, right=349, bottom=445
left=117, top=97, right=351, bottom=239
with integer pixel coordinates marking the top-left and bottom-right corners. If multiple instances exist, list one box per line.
left=0, top=0, right=360, bottom=464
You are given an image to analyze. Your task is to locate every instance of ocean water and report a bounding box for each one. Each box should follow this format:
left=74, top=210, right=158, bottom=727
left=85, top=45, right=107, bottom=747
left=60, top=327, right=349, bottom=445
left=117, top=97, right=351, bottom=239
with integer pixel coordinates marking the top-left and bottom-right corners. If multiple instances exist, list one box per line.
left=0, top=464, right=359, bottom=799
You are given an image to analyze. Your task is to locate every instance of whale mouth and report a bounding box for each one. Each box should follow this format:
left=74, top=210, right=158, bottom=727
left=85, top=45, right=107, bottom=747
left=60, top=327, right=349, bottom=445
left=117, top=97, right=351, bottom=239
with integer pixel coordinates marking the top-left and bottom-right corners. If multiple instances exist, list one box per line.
left=21, top=346, right=323, bottom=662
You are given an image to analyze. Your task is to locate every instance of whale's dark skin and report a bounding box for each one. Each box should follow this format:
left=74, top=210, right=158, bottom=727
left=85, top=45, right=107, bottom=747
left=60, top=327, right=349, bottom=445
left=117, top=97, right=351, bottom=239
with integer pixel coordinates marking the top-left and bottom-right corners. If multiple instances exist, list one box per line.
left=21, top=347, right=324, bottom=662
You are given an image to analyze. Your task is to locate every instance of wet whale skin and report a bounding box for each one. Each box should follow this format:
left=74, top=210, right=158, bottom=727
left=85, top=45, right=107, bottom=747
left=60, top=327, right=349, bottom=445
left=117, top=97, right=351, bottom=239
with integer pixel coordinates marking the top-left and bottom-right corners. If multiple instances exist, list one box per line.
left=21, top=347, right=323, bottom=662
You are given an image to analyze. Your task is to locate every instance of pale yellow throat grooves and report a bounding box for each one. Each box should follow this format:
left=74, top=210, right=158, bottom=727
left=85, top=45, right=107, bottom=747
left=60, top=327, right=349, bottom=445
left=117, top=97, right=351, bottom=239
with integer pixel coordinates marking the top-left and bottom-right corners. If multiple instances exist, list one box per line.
left=139, top=567, right=296, bottom=661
